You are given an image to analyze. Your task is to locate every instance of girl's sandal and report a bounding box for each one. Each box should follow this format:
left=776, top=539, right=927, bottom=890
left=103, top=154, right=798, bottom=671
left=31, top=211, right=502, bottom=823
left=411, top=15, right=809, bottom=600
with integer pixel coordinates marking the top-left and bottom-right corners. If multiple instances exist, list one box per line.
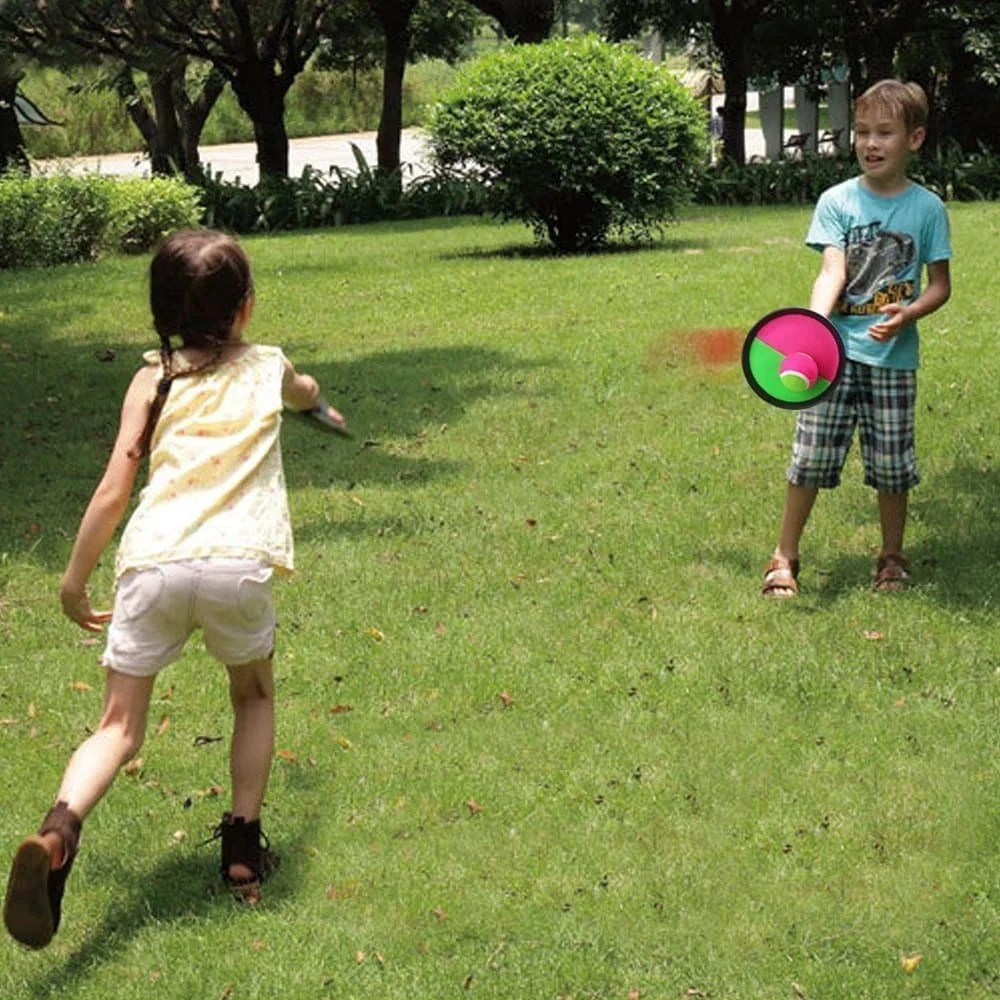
left=3, top=801, right=82, bottom=949
left=762, top=556, right=800, bottom=598
left=875, top=553, right=910, bottom=592
left=206, top=813, right=279, bottom=905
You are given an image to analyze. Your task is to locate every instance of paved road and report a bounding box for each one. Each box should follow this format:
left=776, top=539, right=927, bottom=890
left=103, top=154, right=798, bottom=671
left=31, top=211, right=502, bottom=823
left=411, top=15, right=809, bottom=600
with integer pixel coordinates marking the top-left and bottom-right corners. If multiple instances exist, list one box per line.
left=38, top=128, right=433, bottom=185
left=37, top=125, right=779, bottom=184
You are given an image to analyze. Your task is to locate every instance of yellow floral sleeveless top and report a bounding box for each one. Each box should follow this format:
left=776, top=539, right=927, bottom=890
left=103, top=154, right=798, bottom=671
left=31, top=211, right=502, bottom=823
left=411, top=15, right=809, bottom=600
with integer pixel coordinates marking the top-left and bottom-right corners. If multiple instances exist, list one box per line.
left=115, top=344, right=294, bottom=578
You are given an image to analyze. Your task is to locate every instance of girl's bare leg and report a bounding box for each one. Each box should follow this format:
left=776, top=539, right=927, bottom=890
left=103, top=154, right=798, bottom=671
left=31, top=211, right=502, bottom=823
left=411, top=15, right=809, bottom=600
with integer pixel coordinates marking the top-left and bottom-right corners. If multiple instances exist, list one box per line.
left=226, top=658, right=275, bottom=883
left=46, top=670, right=156, bottom=865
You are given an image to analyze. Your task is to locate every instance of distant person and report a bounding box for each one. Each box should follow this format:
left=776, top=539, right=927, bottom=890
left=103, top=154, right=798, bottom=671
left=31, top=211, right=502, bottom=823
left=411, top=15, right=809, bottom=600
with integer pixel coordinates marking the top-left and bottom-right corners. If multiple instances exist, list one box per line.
left=4, top=229, right=345, bottom=948
left=710, top=107, right=724, bottom=160
left=710, top=107, right=724, bottom=141
left=761, top=80, right=952, bottom=598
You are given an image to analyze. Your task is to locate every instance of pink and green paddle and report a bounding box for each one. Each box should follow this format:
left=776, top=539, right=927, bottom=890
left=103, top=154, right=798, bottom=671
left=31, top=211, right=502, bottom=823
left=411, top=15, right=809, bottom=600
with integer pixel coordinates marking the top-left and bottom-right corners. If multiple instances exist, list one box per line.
left=742, top=308, right=845, bottom=409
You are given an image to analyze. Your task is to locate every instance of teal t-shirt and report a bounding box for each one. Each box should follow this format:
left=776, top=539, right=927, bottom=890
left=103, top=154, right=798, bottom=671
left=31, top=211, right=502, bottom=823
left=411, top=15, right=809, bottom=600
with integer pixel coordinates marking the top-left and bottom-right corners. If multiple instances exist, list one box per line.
left=806, top=177, right=952, bottom=369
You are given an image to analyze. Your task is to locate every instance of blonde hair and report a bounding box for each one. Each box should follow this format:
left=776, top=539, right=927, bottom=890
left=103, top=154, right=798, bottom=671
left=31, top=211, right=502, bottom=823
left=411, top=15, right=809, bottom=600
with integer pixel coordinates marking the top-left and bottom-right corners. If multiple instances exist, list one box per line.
left=855, top=79, right=928, bottom=133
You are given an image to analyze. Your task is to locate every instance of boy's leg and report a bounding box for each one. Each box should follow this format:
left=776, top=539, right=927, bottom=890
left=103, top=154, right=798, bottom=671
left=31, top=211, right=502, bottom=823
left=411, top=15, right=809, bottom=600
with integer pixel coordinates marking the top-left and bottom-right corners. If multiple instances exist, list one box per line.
left=777, top=483, right=820, bottom=563
left=858, top=367, right=917, bottom=588
left=765, top=366, right=857, bottom=596
left=763, top=484, right=819, bottom=597
left=878, top=489, right=908, bottom=557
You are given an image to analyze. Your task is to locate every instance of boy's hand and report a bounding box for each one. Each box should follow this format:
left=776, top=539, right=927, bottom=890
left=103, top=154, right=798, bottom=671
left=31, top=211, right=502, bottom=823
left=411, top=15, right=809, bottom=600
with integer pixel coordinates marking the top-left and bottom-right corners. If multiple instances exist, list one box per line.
left=869, top=303, right=910, bottom=342
left=60, top=586, right=112, bottom=632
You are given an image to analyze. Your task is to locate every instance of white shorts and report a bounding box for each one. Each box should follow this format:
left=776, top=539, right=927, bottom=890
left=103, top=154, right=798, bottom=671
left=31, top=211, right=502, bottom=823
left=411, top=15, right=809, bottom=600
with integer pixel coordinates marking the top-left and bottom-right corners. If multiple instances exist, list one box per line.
left=102, top=559, right=276, bottom=677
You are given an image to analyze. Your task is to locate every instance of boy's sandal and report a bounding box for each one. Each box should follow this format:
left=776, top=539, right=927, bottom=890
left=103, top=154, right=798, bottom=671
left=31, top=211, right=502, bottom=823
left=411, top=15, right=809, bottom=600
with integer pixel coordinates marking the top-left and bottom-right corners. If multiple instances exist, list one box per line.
left=3, top=801, right=82, bottom=949
left=205, top=812, right=279, bottom=905
left=762, top=556, right=800, bottom=598
left=875, top=553, right=910, bottom=592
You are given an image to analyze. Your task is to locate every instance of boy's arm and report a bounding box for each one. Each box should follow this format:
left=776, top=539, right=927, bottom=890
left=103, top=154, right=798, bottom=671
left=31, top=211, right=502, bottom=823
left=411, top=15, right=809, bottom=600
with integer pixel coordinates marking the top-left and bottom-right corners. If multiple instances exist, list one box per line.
left=809, top=245, right=847, bottom=316
left=60, top=367, right=155, bottom=631
left=869, top=259, right=951, bottom=342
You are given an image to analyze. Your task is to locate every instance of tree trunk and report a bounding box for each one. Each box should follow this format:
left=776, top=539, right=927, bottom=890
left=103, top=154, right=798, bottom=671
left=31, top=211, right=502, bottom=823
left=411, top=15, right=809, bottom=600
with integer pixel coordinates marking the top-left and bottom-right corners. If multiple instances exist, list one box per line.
left=377, top=17, right=410, bottom=176
left=173, top=69, right=226, bottom=183
left=114, top=68, right=187, bottom=177
left=712, top=10, right=750, bottom=164
left=231, top=62, right=291, bottom=178
left=0, top=81, right=28, bottom=174
left=149, top=71, right=185, bottom=175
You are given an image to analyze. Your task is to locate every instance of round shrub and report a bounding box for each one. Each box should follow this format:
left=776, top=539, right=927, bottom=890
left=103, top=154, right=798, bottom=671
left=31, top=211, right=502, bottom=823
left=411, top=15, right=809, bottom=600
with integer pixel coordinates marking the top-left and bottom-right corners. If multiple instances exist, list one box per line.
left=427, top=36, right=708, bottom=252
left=111, top=177, right=203, bottom=254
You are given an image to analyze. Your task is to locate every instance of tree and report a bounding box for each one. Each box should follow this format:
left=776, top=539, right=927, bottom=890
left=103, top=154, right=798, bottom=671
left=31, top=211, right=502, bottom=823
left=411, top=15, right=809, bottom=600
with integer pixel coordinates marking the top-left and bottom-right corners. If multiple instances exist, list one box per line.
left=0, top=0, right=224, bottom=179
left=466, top=0, right=555, bottom=43
left=123, top=1, right=333, bottom=179
left=355, top=0, right=478, bottom=175
left=601, top=0, right=787, bottom=164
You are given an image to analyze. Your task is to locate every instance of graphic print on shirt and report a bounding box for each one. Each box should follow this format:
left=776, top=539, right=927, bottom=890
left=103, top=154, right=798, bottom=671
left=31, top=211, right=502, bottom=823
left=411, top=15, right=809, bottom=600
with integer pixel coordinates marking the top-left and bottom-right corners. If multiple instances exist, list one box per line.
left=840, top=221, right=915, bottom=316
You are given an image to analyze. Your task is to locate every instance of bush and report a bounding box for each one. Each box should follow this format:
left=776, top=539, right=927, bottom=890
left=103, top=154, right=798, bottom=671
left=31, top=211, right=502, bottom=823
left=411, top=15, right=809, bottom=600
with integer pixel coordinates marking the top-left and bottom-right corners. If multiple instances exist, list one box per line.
left=197, top=146, right=487, bottom=233
left=0, top=173, right=201, bottom=269
left=426, top=36, right=708, bottom=252
left=111, top=177, right=204, bottom=254
left=690, top=153, right=858, bottom=206
left=0, top=174, right=113, bottom=267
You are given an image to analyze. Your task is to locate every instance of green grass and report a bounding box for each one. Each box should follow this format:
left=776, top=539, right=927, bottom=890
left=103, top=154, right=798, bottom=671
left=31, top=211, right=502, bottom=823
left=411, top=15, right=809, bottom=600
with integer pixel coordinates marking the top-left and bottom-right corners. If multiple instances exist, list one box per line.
left=2, top=204, right=999, bottom=999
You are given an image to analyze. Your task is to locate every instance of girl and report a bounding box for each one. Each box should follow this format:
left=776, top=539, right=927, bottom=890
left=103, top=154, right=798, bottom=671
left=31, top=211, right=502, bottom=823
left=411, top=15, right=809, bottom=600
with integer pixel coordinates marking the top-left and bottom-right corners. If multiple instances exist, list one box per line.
left=4, top=229, right=343, bottom=948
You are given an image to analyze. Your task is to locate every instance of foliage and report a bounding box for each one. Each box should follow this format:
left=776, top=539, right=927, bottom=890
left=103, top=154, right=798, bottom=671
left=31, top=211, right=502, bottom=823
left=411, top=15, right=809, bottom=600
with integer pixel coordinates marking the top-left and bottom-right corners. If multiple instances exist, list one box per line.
left=691, top=153, right=858, bottom=206
left=110, top=176, right=204, bottom=254
left=0, top=172, right=200, bottom=267
left=689, top=145, right=1000, bottom=206
left=0, top=173, right=114, bottom=267
left=197, top=146, right=487, bottom=233
left=427, top=35, right=707, bottom=251
left=910, top=140, right=1000, bottom=201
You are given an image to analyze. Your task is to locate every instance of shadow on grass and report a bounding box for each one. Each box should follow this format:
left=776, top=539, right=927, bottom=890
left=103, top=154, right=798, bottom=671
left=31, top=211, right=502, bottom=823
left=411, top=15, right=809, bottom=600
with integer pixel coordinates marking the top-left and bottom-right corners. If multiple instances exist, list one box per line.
left=22, top=811, right=319, bottom=999
left=732, top=464, right=1000, bottom=611
left=440, top=234, right=714, bottom=261
left=2, top=342, right=545, bottom=568
left=281, top=344, right=546, bottom=491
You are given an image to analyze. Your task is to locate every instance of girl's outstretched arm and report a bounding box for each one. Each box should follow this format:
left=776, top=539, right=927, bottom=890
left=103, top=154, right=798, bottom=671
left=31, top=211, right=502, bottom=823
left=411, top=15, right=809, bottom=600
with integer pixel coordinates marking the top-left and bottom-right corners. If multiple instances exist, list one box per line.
left=60, top=366, right=157, bottom=631
left=281, top=356, right=346, bottom=427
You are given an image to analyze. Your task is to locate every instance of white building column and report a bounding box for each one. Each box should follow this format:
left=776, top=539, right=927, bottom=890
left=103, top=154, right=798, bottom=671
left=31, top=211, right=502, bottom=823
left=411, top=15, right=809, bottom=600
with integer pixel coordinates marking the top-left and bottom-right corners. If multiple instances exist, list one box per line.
left=794, top=85, right=819, bottom=153
left=759, top=88, right=784, bottom=160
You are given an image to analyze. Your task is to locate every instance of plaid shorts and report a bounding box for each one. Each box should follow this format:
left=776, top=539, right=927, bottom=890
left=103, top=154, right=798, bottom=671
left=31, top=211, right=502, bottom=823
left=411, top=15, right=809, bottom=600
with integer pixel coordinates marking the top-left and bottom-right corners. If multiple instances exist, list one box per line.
left=787, top=360, right=919, bottom=493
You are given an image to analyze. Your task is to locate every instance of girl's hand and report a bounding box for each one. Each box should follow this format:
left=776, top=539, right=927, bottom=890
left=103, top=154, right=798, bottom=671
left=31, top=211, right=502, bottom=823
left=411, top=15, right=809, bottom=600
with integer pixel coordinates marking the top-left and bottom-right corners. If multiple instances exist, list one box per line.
left=869, top=303, right=909, bottom=342
left=322, top=403, right=347, bottom=430
left=60, top=587, right=112, bottom=632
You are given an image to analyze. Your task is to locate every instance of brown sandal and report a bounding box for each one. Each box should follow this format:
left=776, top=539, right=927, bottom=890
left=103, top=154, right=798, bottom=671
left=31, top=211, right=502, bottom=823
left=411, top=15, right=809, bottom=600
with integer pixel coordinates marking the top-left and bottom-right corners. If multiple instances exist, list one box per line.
left=205, top=813, right=279, bottom=905
left=3, top=801, right=82, bottom=949
left=875, top=553, right=910, bottom=592
left=762, top=555, right=799, bottom=598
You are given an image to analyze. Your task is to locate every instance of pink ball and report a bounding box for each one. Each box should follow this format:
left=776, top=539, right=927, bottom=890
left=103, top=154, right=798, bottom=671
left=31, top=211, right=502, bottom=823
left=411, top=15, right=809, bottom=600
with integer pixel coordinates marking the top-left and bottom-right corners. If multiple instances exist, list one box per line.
left=778, top=352, right=819, bottom=391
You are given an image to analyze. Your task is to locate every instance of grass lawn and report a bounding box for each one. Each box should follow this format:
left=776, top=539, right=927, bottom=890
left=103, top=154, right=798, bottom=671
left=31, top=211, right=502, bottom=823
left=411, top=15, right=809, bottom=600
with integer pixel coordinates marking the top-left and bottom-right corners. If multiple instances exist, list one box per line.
left=1, top=204, right=999, bottom=999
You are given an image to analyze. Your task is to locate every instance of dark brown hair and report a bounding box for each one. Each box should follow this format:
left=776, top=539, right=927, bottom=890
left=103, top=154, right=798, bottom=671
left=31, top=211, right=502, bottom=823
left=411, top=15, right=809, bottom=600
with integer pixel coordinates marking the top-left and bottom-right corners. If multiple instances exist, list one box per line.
left=130, top=229, right=254, bottom=458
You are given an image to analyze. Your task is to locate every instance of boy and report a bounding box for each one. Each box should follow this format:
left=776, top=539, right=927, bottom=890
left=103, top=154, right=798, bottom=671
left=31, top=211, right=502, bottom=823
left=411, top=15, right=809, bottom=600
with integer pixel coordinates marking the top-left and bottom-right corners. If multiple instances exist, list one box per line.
left=761, top=79, right=952, bottom=598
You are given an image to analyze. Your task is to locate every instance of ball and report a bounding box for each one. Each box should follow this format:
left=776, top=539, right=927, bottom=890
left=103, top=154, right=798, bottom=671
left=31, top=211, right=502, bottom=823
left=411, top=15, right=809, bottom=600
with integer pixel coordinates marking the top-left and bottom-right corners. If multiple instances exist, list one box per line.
left=778, top=352, right=819, bottom=392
